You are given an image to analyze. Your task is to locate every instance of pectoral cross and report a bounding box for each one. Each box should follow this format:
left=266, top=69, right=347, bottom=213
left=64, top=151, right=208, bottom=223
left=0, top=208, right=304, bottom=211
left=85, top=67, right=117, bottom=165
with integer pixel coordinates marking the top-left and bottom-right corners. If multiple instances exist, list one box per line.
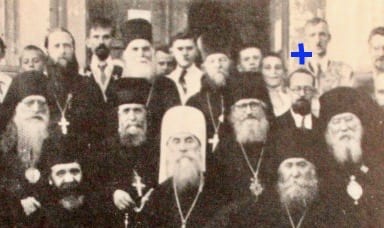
left=58, top=116, right=70, bottom=135
left=208, top=133, right=219, bottom=152
left=132, top=171, right=146, bottom=197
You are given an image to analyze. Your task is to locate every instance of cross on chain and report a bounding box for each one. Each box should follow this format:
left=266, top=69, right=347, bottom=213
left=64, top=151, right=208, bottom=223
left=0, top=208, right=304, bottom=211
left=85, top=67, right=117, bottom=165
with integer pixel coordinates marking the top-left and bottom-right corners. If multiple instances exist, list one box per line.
left=132, top=172, right=146, bottom=197
left=58, top=116, right=70, bottom=135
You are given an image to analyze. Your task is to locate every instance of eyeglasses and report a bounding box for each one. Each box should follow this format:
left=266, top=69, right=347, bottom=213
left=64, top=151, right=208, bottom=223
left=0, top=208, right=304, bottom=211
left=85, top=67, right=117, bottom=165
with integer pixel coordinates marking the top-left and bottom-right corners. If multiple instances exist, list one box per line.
left=290, top=86, right=314, bottom=95
left=232, top=101, right=266, bottom=111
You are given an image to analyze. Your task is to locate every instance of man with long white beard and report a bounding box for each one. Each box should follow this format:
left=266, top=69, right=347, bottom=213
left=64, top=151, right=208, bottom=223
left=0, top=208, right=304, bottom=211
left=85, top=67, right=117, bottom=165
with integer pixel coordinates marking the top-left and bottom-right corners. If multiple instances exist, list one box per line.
left=120, top=19, right=180, bottom=140
left=214, top=73, right=275, bottom=202
left=205, top=130, right=333, bottom=227
left=145, top=106, right=224, bottom=227
left=318, top=87, right=384, bottom=227
left=187, top=30, right=235, bottom=154
left=101, top=77, right=159, bottom=227
left=0, top=72, right=50, bottom=226
left=38, top=136, right=102, bottom=227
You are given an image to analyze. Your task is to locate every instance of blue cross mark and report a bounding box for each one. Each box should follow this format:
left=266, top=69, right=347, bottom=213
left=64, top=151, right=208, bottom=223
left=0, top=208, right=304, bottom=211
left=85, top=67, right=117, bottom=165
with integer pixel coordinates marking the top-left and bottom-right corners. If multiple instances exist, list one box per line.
left=291, top=43, right=312, bottom=65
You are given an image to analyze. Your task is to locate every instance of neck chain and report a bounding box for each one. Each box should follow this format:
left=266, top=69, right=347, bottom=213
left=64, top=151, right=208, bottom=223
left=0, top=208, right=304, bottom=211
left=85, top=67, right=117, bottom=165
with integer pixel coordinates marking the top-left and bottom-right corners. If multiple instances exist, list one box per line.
left=284, top=200, right=308, bottom=228
left=54, top=93, right=72, bottom=117
left=206, top=93, right=224, bottom=134
left=238, top=142, right=264, bottom=178
left=173, top=175, right=204, bottom=228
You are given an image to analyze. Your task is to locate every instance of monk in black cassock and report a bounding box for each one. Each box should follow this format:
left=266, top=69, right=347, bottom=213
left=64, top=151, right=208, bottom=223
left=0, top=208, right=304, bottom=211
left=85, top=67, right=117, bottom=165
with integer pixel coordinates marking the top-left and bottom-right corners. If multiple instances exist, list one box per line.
left=206, top=128, right=335, bottom=227
left=0, top=72, right=51, bottom=226
left=44, top=28, right=98, bottom=142
left=38, top=135, right=101, bottom=227
left=187, top=30, right=235, bottom=155
left=144, top=106, right=224, bottom=227
left=213, top=72, right=276, bottom=202
left=318, top=87, right=384, bottom=227
left=102, top=77, right=159, bottom=227
left=120, top=19, right=180, bottom=140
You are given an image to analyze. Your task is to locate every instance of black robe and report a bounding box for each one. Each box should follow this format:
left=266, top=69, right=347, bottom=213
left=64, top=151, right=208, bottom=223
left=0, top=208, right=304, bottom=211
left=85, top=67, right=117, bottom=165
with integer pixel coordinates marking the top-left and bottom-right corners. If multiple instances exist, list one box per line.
left=187, top=76, right=230, bottom=154
left=147, top=76, right=181, bottom=140
left=213, top=133, right=277, bottom=202
left=319, top=155, right=384, bottom=227
left=45, top=62, right=99, bottom=144
left=144, top=177, right=225, bottom=227
left=205, top=192, right=335, bottom=228
left=102, top=137, right=159, bottom=227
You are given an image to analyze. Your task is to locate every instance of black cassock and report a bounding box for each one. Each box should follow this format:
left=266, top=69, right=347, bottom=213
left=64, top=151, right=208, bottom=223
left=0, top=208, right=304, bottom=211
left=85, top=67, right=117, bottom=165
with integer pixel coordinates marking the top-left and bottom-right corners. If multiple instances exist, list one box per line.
left=144, top=177, right=224, bottom=228
left=102, top=137, right=159, bottom=227
left=319, top=154, right=384, bottom=227
left=205, top=191, right=335, bottom=228
left=213, top=134, right=277, bottom=202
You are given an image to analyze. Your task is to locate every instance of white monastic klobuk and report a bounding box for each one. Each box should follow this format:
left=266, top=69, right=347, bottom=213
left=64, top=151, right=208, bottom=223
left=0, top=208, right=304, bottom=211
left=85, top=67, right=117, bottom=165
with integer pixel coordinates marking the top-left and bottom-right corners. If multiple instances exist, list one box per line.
left=158, top=106, right=206, bottom=184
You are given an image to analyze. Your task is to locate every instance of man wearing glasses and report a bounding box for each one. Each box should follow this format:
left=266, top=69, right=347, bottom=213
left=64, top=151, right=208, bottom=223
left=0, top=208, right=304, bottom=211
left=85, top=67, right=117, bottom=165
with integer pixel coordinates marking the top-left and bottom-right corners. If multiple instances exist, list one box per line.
left=275, top=68, right=318, bottom=133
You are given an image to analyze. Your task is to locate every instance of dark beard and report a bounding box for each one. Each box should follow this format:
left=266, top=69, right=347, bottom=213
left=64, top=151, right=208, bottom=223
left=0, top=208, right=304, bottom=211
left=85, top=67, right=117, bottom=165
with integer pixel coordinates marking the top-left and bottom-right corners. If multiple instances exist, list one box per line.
left=47, top=57, right=79, bottom=84
left=95, top=44, right=110, bottom=61
left=292, top=97, right=311, bottom=116
left=51, top=181, right=85, bottom=211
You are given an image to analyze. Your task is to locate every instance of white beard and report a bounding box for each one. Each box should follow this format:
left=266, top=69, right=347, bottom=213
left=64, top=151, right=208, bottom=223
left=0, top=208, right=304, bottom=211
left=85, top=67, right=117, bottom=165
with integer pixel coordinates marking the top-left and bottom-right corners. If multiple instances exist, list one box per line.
left=14, top=115, right=49, bottom=166
left=207, top=72, right=227, bottom=87
left=326, top=130, right=363, bottom=164
left=123, top=59, right=154, bottom=79
left=173, top=156, right=201, bottom=192
left=118, top=122, right=147, bottom=147
left=278, top=173, right=318, bottom=210
left=232, top=117, right=269, bottom=144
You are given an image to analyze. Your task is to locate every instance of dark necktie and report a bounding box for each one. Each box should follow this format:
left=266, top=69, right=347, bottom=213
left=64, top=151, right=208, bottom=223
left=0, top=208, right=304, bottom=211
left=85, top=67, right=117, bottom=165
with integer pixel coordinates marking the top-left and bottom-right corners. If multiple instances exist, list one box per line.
left=98, top=63, right=107, bottom=86
left=179, top=69, right=187, bottom=93
left=316, top=63, right=323, bottom=89
left=301, top=116, right=306, bottom=131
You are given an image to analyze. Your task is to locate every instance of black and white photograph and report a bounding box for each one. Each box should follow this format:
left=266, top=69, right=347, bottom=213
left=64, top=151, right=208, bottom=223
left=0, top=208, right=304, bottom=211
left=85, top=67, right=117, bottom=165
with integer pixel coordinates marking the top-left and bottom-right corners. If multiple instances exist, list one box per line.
left=0, top=0, right=383, bottom=227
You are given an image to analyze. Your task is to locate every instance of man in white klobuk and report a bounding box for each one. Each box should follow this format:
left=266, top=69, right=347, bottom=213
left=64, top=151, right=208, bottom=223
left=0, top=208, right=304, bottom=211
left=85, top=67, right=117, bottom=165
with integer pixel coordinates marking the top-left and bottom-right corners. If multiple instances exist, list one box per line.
left=145, top=106, right=223, bottom=227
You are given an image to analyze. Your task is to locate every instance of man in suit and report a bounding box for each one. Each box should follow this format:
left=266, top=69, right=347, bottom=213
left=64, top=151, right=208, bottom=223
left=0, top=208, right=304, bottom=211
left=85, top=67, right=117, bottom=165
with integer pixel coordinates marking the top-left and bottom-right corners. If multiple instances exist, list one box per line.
left=354, top=26, right=384, bottom=97
left=275, top=68, right=318, bottom=133
left=304, top=17, right=353, bottom=95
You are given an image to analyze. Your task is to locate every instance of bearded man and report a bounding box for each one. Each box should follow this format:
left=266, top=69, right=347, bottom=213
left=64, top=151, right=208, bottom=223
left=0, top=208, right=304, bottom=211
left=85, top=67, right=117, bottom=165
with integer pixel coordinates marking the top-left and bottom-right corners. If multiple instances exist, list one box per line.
left=144, top=106, right=224, bottom=227
left=120, top=19, right=180, bottom=140
left=213, top=72, right=275, bottom=202
left=44, top=28, right=97, bottom=141
left=206, top=129, right=333, bottom=227
left=318, top=87, right=384, bottom=227
left=0, top=72, right=50, bottom=226
left=187, top=30, right=234, bottom=154
left=38, top=135, right=101, bottom=227
left=101, top=77, right=158, bottom=227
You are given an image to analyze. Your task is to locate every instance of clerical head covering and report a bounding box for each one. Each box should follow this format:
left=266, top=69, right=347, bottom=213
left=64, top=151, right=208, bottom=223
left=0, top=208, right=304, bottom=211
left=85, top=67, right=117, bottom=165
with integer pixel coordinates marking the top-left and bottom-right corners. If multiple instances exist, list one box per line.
left=319, top=87, right=376, bottom=132
left=39, top=135, right=86, bottom=176
left=110, top=77, right=152, bottom=107
left=226, top=72, right=274, bottom=120
left=1, top=71, right=50, bottom=129
left=198, top=30, right=232, bottom=61
left=158, top=106, right=206, bottom=184
left=121, top=19, right=152, bottom=47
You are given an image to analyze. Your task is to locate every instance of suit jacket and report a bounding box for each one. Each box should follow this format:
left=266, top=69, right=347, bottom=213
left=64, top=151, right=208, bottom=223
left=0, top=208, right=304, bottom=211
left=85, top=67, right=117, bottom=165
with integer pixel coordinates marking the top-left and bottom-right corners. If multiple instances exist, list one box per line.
left=274, top=110, right=318, bottom=131
left=353, top=71, right=374, bottom=97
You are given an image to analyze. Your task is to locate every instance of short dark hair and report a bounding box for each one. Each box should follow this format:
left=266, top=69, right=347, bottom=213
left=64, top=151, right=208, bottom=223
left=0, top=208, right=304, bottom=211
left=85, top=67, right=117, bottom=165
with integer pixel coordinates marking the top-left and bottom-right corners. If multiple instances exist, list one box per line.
left=44, top=28, right=75, bottom=49
left=261, top=52, right=286, bottom=71
left=88, top=17, right=115, bottom=36
left=236, top=44, right=262, bottom=63
left=287, top=68, right=315, bottom=87
left=305, top=17, right=328, bottom=28
left=368, top=27, right=384, bottom=43
left=20, top=45, right=46, bottom=64
left=170, top=31, right=195, bottom=47
left=155, top=45, right=171, bottom=54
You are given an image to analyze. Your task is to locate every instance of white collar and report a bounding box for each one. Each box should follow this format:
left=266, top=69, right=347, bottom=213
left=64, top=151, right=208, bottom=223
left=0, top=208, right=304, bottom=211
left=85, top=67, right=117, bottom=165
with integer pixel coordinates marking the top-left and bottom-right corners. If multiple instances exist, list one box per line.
left=90, top=55, right=113, bottom=69
left=290, top=109, right=312, bottom=129
left=308, top=56, right=330, bottom=74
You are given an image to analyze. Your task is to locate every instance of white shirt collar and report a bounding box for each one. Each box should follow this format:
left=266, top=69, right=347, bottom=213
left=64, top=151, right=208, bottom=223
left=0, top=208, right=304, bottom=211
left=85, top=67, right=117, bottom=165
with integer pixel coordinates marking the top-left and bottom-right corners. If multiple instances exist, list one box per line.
left=0, top=73, right=12, bottom=103
left=290, top=108, right=312, bottom=129
left=90, top=55, right=114, bottom=101
left=308, top=56, right=330, bottom=75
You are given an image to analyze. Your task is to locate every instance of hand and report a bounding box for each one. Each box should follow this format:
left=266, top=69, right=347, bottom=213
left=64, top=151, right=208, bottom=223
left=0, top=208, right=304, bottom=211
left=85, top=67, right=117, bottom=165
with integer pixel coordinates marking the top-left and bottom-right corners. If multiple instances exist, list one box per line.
left=20, top=197, right=41, bottom=216
left=113, top=189, right=135, bottom=210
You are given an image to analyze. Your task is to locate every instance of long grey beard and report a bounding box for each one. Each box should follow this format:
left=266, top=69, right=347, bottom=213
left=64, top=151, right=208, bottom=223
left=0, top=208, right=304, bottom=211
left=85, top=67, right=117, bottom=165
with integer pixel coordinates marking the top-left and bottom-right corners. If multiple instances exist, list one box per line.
left=119, top=126, right=147, bottom=147
left=123, top=60, right=154, bottom=79
left=278, top=177, right=318, bottom=210
left=233, top=118, right=269, bottom=144
left=15, top=119, right=48, bottom=166
left=173, top=157, right=201, bottom=192
left=59, top=195, right=84, bottom=211
left=326, top=133, right=363, bottom=164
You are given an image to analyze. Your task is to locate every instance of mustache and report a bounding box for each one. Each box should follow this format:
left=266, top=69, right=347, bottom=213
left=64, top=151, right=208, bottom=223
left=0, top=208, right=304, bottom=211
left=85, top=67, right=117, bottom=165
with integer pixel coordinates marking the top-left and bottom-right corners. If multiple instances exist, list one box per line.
left=376, top=56, right=384, bottom=62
